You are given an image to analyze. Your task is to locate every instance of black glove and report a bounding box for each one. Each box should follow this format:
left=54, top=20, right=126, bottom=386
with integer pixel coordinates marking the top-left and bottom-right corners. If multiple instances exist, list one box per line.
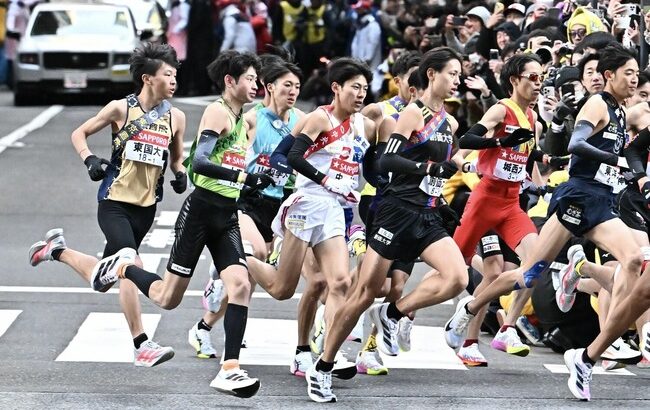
left=170, top=171, right=187, bottom=194
left=498, top=128, right=534, bottom=148
left=244, top=172, right=275, bottom=190
left=428, top=160, right=458, bottom=179
left=642, top=181, right=650, bottom=208
left=83, top=155, right=110, bottom=181
left=555, top=94, right=577, bottom=119
left=549, top=156, right=570, bottom=168
left=436, top=197, right=461, bottom=235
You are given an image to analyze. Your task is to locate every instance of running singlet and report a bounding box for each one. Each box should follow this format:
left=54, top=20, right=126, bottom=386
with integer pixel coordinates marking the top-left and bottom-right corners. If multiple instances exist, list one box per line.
left=192, top=98, right=248, bottom=199
left=568, top=92, right=627, bottom=193
left=295, top=105, right=369, bottom=197
left=477, top=98, right=535, bottom=183
left=246, top=107, right=298, bottom=199
left=382, top=100, right=454, bottom=208
left=380, top=95, right=407, bottom=120
left=99, top=95, right=173, bottom=206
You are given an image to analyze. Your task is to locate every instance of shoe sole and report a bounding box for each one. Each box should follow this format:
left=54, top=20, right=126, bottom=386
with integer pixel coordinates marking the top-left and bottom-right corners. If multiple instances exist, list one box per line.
left=213, top=379, right=261, bottom=398
left=368, top=306, right=398, bottom=356
left=459, top=358, right=488, bottom=367
left=332, top=364, right=357, bottom=380
left=356, top=364, right=388, bottom=375
left=491, top=340, right=530, bottom=357
left=28, top=241, right=47, bottom=266
left=600, top=353, right=642, bottom=365
left=134, top=349, right=175, bottom=367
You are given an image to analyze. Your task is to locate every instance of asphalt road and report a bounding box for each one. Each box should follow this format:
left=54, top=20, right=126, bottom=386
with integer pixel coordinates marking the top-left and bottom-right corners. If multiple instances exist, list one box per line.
left=1, top=89, right=649, bottom=409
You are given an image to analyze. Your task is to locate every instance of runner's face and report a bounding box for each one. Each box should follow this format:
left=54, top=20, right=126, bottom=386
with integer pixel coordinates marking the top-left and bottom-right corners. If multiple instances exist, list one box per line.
left=514, top=61, right=542, bottom=102
left=606, top=59, right=639, bottom=100
left=430, top=59, right=461, bottom=98
left=334, top=74, right=368, bottom=114
left=145, top=63, right=177, bottom=99
left=628, top=82, right=650, bottom=106
left=234, top=66, right=259, bottom=103
left=269, top=72, right=301, bottom=110
left=396, top=66, right=418, bottom=100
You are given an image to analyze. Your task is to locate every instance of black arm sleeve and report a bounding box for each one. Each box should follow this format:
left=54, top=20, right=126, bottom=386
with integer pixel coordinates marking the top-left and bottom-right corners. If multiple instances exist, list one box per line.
left=625, top=127, right=650, bottom=177
left=287, top=133, right=327, bottom=184
left=192, top=129, right=240, bottom=181
left=362, top=141, right=387, bottom=187
left=567, top=120, right=618, bottom=166
left=528, top=149, right=545, bottom=163
left=379, top=133, right=427, bottom=175
left=458, top=123, right=499, bottom=149
left=542, top=119, right=571, bottom=156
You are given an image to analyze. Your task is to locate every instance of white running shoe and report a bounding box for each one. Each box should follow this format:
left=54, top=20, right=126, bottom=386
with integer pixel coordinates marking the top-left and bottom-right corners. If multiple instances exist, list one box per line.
left=367, top=303, right=400, bottom=356
left=267, top=236, right=282, bottom=268
left=444, top=295, right=475, bottom=349
left=515, top=316, right=544, bottom=347
left=202, top=278, right=226, bottom=313
left=310, top=305, right=326, bottom=355
left=346, top=311, right=364, bottom=342
left=457, top=343, right=488, bottom=367
left=332, top=351, right=357, bottom=380
left=356, top=350, right=388, bottom=375
left=601, top=359, right=626, bottom=371
left=210, top=367, right=260, bottom=398
left=306, top=361, right=336, bottom=403
left=564, top=348, right=592, bottom=401
left=641, top=322, right=650, bottom=362
left=397, top=317, right=413, bottom=352
left=90, top=247, right=137, bottom=291
left=208, top=264, right=220, bottom=280
left=133, top=340, right=174, bottom=367
left=29, top=228, right=67, bottom=266
left=490, top=326, right=530, bottom=357
left=600, top=337, right=641, bottom=364
left=290, top=351, right=313, bottom=377
left=188, top=323, right=217, bottom=359
left=555, top=244, right=585, bottom=313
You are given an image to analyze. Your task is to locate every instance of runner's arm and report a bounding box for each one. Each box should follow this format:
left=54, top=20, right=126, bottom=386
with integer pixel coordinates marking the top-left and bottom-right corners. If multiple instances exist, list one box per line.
left=567, top=97, right=619, bottom=166
left=168, top=108, right=186, bottom=173
left=379, top=106, right=429, bottom=176
left=457, top=104, right=506, bottom=149
left=71, top=100, right=123, bottom=161
left=192, top=104, right=241, bottom=181
left=624, top=126, right=650, bottom=184
left=269, top=112, right=308, bottom=173
left=286, top=111, right=329, bottom=184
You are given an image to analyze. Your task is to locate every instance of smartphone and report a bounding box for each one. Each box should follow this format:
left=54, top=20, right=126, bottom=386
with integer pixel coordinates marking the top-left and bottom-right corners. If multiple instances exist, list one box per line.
left=489, top=49, right=500, bottom=61
left=452, top=16, right=468, bottom=26
left=547, top=7, right=561, bottom=20
left=494, top=2, right=505, bottom=14
left=542, top=86, right=555, bottom=98
left=560, top=83, right=575, bottom=97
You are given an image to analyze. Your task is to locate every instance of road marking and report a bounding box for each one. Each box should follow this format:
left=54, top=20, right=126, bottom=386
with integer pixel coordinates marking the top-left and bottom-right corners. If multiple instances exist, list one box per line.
left=0, top=105, right=64, bottom=155
left=141, top=229, right=175, bottom=248
left=0, top=310, right=22, bottom=338
left=154, top=211, right=180, bottom=227
left=230, top=318, right=465, bottom=369
left=56, top=313, right=160, bottom=363
left=544, top=364, right=635, bottom=376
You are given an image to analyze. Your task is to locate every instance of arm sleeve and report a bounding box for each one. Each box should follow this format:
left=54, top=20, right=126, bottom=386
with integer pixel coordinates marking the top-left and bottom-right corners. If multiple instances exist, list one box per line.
left=192, top=129, right=240, bottom=181
left=625, top=127, right=650, bottom=177
left=362, top=141, right=387, bottom=186
left=528, top=149, right=545, bottom=163
left=379, top=133, right=427, bottom=175
left=269, top=134, right=295, bottom=174
left=567, top=120, right=618, bottom=166
left=542, top=118, right=570, bottom=156
left=287, top=133, right=327, bottom=184
left=457, top=123, right=498, bottom=149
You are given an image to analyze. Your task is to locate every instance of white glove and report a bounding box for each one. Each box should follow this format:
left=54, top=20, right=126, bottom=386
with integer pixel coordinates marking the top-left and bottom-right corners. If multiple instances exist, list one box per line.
left=323, top=176, right=356, bottom=201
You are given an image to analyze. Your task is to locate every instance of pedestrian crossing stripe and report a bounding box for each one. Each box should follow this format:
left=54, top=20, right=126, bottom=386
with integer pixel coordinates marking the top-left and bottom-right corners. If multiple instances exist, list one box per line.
left=0, top=310, right=21, bottom=338
left=543, top=364, right=635, bottom=376
left=56, top=313, right=161, bottom=363
left=226, top=318, right=467, bottom=370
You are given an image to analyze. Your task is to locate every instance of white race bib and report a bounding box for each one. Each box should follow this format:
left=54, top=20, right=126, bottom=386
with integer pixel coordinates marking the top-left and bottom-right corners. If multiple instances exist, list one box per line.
left=327, top=157, right=359, bottom=189
left=123, top=130, right=169, bottom=167
left=218, top=150, right=246, bottom=189
left=419, top=175, right=445, bottom=197
left=254, top=154, right=290, bottom=186
left=494, top=157, right=527, bottom=181
left=594, top=163, right=626, bottom=193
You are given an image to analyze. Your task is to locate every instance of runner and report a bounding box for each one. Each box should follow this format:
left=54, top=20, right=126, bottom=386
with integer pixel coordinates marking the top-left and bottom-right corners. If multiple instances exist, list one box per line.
left=89, top=50, right=266, bottom=398
left=306, top=47, right=467, bottom=403
left=28, top=43, right=185, bottom=368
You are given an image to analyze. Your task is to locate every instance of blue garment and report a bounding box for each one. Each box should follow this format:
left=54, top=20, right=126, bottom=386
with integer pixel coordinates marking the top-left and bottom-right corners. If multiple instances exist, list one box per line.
left=247, top=107, right=298, bottom=199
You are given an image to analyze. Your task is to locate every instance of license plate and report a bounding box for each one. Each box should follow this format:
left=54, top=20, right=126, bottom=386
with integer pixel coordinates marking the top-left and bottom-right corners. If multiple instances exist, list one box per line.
left=64, top=72, right=87, bottom=89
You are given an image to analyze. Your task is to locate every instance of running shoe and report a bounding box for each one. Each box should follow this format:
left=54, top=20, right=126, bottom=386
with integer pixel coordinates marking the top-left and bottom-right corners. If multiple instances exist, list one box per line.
left=90, top=247, right=137, bottom=291
left=641, top=322, right=650, bottom=362
left=202, top=278, right=226, bottom=313
left=29, top=228, right=67, bottom=266
left=267, top=237, right=282, bottom=268
left=188, top=323, right=217, bottom=359
left=397, top=316, right=413, bottom=352
left=601, top=359, right=626, bottom=371
left=208, top=264, right=220, bottom=280
left=516, top=316, right=544, bottom=347
left=133, top=340, right=175, bottom=367
left=332, top=351, right=357, bottom=380
left=600, top=337, right=641, bottom=364
left=637, top=357, right=650, bottom=368
left=491, top=326, right=531, bottom=357
left=356, top=350, right=388, bottom=375
left=555, top=244, right=586, bottom=313
left=444, top=295, right=475, bottom=349
left=457, top=343, right=488, bottom=367
left=306, top=360, right=336, bottom=403
left=210, top=367, right=260, bottom=398
left=290, top=351, right=313, bottom=377
left=564, top=348, right=592, bottom=401
left=347, top=224, right=367, bottom=258
left=346, top=311, right=364, bottom=343
left=310, top=305, right=326, bottom=355
left=367, top=303, right=400, bottom=356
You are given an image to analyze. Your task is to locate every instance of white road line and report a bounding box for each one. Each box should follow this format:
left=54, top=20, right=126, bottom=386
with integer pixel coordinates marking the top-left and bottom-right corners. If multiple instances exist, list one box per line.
left=0, top=310, right=22, bottom=338
left=0, top=105, right=64, bottom=155
left=544, top=364, right=635, bottom=376
left=56, top=313, right=160, bottom=363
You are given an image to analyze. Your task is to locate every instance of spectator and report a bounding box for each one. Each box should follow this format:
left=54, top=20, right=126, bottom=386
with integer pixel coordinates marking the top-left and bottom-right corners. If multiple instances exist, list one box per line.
left=350, top=1, right=382, bottom=74
left=4, top=0, right=39, bottom=87
left=167, top=0, right=191, bottom=95
left=219, top=0, right=256, bottom=53
left=0, top=0, right=6, bottom=85
left=495, top=22, right=521, bottom=53
left=566, top=7, right=606, bottom=45
left=504, top=3, right=526, bottom=27
left=295, top=0, right=332, bottom=79
left=542, top=66, right=582, bottom=156
left=247, top=0, right=273, bottom=54
left=273, top=0, right=304, bottom=50
left=444, top=6, right=490, bottom=55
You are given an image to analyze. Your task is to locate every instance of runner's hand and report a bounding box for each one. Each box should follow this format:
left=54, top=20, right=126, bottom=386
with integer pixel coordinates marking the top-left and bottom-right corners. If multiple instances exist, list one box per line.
left=499, top=128, right=534, bottom=147
left=322, top=176, right=354, bottom=197
left=428, top=161, right=458, bottom=179
left=170, top=171, right=187, bottom=194
left=244, top=172, right=275, bottom=190
left=83, top=155, right=110, bottom=181
left=436, top=197, right=461, bottom=234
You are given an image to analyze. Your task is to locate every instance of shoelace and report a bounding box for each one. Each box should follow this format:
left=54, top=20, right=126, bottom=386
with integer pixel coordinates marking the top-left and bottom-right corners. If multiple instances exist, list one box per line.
left=455, top=311, right=472, bottom=335
left=320, top=371, right=333, bottom=395
left=197, top=330, right=216, bottom=351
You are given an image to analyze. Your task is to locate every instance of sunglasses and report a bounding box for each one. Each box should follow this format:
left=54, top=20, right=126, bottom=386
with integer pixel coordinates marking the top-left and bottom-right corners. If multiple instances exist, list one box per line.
left=569, top=29, right=586, bottom=39
left=519, top=72, right=542, bottom=82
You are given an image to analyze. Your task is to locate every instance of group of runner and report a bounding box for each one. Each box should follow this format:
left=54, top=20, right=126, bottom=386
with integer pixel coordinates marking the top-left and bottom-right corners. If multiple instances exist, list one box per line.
left=28, top=39, right=650, bottom=403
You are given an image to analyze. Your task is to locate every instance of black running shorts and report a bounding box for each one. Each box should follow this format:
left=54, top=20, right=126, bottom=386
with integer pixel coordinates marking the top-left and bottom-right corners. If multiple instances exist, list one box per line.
left=617, top=186, right=650, bottom=234
left=366, top=204, right=415, bottom=276
left=167, top=187, right=247, bottom=277
left=97, top=199, right=156, bottom=258
left=238, top=193, right=282, bottom=243
left=368, top=196, right=448, bottom=262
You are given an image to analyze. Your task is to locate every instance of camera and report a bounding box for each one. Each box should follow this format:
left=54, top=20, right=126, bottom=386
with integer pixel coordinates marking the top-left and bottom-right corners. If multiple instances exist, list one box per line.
left=489, top=49, right=500, bottom=61
left=557, top=43, right=574, bottom=56
left=452, top=16, right=468, bottom=26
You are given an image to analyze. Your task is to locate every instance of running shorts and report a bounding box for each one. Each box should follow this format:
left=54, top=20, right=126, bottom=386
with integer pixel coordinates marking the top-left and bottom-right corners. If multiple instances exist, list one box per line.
left=238, top=193, right=282, bottom=243
left=97, top=199, right=156, bottom=258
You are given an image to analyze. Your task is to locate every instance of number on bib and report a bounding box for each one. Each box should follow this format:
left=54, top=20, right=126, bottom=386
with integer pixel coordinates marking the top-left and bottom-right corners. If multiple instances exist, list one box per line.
left=123, top=130, right=170, bottom=167
left=594, top=163, right=626, bottom=194
left=494, top=158, right=526, bottom=181
left=419, top=175, right=445, bottom=197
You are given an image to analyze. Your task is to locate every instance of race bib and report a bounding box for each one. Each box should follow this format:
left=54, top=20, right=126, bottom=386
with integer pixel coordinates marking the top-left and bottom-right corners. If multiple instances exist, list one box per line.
left=218, top=150, right=246, bottom=189
left=328, top=157, right=359, bottom=189
left=254, top=154, right=290, bottom=186
left=123, top=130, right=169, bottom=167
left=594, top=163, right=626, bottom=193
left=494, top=157, right=527, bottom=181
left=419, top=175, right=445, bottom=197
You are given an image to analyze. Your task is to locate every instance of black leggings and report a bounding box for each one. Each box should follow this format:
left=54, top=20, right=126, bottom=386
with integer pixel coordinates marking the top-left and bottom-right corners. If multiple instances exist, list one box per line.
left=97, top=200, right=156, bottom=257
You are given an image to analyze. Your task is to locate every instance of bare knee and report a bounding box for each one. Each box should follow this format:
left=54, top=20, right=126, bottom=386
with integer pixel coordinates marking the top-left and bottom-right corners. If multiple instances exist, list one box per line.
left=306, top=275, right=327, bottom=295
left=158, top=296, right=181, bottom=310
left=229, top=277, right=252, bottom=300
left=450, top=268, right=469, bottom=295
left=327, top=273, right=352, bottom=297
left=622, top=251, right=644, bottom=275
left=387, top=281, right=405, bottom=301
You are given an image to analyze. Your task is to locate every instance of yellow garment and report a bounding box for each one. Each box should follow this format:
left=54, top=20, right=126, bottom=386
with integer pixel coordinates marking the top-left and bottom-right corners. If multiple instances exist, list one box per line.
left=360, top=183, right=376, bottom=197
left=528, top=170, right=569, bottom=219
left=305, top=5, right=326, bottom=44
left=500, top=291, right=535, bottom=316
left=567, top=7, right=606, bottom=44
left=442, top=151, right=480, bottom=203
left=280, top=1, right=305, bottom=42
left=378, top=72, right=399, bottom=102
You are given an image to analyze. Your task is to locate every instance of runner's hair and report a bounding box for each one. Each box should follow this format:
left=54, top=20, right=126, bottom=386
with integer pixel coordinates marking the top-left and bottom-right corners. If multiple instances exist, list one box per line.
left=206, top=50, right=262, bottom=92
left=129, top=42, right=179, bottom=90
